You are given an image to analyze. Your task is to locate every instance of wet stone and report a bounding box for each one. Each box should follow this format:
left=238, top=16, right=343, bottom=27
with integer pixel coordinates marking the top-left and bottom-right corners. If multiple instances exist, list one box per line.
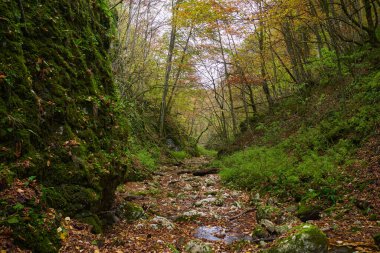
left=194, top=226, right=254, bottom=245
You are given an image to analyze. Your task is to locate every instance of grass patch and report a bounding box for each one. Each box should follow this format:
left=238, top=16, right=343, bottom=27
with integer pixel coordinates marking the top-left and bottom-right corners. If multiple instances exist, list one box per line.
left=135, top=149, right=158, bottom=171
left=197, top=145, right=218, bottom=157
left=170, top=150, right=190, bottom=161
left=215, top=144, right=343, bottom=203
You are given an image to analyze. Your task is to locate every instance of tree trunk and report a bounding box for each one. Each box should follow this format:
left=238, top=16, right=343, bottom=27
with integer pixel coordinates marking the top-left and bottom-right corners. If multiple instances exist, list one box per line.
left=159, top=4, right=177, bottom=137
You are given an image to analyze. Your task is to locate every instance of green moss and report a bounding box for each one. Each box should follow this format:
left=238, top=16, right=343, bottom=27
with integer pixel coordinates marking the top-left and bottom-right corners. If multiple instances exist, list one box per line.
left=0, top=180, right=61, bottom=253
left=116, top=202, right=146, bottom=222
left=42, top=185, right=100, bottom=214
left=171, top=150, right=190, bottom=161
left=80, top=215, right=103, bottom=234
left=252, top=224, right=269, bottom=238
left=373, top=233, right=380, bottom=247
left=0, top=0, right=131, bottom=251
left=296, top=203, right=322, bottom=222
left=267, top=224, right=328, bottom=253
left=0, top=166, right=14, bottom=190
left=256, top=205, right=281, bottom=222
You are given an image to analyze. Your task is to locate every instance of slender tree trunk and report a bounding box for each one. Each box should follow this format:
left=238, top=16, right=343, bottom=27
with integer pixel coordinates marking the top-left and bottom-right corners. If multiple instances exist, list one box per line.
left=241, top=85, right=250, bottom=126
left=217, top=25, right=238, bottom=136
left=247, top=85, right=257, bottom=113
left=167, top=27, right=193, bottom=113
left=257, top=1, right=274, bottom=109
left=159, top=4, right=177, bottom=137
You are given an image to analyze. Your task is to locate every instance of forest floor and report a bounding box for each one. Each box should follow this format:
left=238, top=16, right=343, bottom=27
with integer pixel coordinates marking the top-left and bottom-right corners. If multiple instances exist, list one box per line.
left=59, top=156, right=380, bottom=253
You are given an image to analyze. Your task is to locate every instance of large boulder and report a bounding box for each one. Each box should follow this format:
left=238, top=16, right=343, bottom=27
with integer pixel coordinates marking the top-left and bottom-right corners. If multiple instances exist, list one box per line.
left=266, top=224, right=328, bottom=253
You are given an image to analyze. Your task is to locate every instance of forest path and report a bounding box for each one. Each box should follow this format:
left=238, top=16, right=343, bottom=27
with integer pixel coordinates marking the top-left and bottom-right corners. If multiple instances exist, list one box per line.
left=61, top=156, right=259, bottom=252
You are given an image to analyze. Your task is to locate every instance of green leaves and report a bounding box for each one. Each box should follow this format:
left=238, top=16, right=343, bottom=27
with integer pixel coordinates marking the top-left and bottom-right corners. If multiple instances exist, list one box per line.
left=7, top=216, right=19, bottom=224
left=13, top=203, right=24, bottom=211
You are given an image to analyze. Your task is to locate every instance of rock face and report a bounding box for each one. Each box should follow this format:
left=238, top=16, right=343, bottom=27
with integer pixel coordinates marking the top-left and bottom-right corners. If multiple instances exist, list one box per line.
left=0, top=0, right=129, bottom=251
left=267, top=224, right=328, bottom=253
left=0, top=0, right=128, bottom=213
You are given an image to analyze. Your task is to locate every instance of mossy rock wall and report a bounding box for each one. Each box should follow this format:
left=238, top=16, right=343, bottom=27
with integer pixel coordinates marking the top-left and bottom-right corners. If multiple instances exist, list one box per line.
left=0, top=0, right=128, bottom=217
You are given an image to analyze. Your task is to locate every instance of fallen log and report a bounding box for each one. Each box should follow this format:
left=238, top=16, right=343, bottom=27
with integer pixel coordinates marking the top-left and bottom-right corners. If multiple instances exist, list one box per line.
left=251, top=237, right=276, bottom=243
left=192, top=167, right=220, bottom=176
left=229, top=208, right=256, bottom=221
left=124, top=195, right=146, bottom=201
left=177, top=167, right=220, bottom=176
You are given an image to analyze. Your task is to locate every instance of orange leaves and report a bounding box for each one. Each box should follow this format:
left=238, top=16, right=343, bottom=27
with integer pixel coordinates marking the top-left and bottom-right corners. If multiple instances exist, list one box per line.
left=63, top=139, right=80, bottom=147
left=227, top=74, right=265, bottom=87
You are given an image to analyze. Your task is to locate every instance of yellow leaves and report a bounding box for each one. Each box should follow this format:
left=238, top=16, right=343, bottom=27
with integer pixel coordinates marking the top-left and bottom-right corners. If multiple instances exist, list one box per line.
left=176, top=0, right=234, bottom=27
left=59, top=232, right=68, bottom=240
left=57, top=226, right=69, bottom=241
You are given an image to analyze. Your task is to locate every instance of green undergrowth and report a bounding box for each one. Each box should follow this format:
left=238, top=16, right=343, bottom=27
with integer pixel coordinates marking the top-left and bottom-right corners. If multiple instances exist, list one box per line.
left=215, top=62, right=380, bottom=206
left=197, top=145, right=218, bottom=157
left=170, top=150, right=191, bottom=161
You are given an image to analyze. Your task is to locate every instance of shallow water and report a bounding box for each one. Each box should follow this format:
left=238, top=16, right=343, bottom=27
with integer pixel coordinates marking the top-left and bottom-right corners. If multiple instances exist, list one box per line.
left=194, top=226, right=254, bottom=244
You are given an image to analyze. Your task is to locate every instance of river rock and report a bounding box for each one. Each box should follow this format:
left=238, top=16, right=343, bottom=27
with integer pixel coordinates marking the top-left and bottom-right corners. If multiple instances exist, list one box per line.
left=260, top=219, right=276, bottom=233
left=175, top=210, right=207, bottom=222
left=274, top=224, right=291, bottom=235
left=266, top=224, right=328, bottom=253
left=205, top=178, right=216, bottom=186
left=151, top=216, right=175, bottom=230
left=252, top=224, right=270, bottom=238
left=184, top=184, right=193, bottom=191
left=195, top=197, right=217, bottom=207
left=185, top=240, right=213, bottom=253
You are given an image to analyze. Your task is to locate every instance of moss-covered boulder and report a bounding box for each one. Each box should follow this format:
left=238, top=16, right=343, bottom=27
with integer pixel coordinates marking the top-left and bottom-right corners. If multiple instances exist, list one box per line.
left=296, top=203, right=322, bottom=222
left=252, top=224, right=270, bottom=238
left=266, top=224, right=328, bottom=253
left=116, top=202, right=146, bottom=222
